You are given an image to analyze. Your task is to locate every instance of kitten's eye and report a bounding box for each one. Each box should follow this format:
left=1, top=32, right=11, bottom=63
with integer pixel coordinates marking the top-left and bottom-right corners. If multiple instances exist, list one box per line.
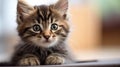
left=33, top=24, right=41, bottom=32
left=51, top=23, right=58, bottom=30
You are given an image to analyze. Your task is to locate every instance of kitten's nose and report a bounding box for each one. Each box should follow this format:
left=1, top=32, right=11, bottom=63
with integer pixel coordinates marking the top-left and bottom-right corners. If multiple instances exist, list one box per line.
left=43, top=35, right=50, bottom=40
left=43, top=30, right=51, bottom=40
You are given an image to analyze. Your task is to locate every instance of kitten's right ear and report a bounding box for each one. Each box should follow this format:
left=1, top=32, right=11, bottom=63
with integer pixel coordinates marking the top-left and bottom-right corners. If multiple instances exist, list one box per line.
left=17, top=0, right=35, bottom=24
left=54, top=0, right=68, bottom=16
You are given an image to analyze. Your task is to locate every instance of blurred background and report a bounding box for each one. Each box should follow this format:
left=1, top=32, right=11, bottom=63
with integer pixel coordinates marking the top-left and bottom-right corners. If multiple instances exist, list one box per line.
left=0, top=0, right=120, bottom=62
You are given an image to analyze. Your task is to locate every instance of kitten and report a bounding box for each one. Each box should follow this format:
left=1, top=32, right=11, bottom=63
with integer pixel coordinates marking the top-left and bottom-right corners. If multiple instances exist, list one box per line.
left=9, top=0, right=73, bottom=66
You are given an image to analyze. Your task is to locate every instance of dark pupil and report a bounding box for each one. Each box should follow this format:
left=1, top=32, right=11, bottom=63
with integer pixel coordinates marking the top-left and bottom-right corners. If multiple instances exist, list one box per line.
left=51, top=24, right=58, bottom=30
left=33, top=25, right=40, bottom=31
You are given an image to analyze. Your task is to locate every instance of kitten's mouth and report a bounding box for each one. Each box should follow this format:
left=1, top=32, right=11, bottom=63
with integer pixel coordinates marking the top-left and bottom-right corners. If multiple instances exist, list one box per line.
left=43, top=40, right=51, bottom=43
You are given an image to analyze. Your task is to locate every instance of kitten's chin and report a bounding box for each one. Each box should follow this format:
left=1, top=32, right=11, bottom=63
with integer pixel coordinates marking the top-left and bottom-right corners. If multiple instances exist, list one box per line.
left=35, top=40, right=58, bottom=48
left=29, top=37, right=59, bottom=48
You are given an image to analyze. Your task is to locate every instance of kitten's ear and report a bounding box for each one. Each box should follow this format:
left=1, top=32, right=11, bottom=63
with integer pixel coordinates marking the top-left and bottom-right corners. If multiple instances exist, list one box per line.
left=54, top=0, right=68, bottom=16
left=17, top=0, right=35, bottom=23
left=17, top=0, right=34, bottom=16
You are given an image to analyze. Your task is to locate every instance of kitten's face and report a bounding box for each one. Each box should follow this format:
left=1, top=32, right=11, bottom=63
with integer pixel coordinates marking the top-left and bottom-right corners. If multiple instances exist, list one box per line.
left=17, top=0, right=69, bottom=47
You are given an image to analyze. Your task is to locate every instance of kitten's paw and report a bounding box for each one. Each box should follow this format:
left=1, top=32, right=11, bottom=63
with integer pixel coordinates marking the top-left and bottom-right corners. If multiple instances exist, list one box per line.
left=18, top=54, right=40, bottom=66
left=45, top=54, right=65, bottom=65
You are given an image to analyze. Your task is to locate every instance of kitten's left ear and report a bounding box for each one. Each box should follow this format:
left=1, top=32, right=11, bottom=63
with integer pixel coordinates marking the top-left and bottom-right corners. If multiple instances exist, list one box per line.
left=17, top=0, right=36, bottom=24
left=17, top=0, right=35, bottom=16
left=54, top=0, right=68, bottom=16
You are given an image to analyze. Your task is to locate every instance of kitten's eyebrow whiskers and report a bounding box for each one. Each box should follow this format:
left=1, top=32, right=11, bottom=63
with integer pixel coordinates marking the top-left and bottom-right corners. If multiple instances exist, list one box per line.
left=37, top=9, right=44, bottom=21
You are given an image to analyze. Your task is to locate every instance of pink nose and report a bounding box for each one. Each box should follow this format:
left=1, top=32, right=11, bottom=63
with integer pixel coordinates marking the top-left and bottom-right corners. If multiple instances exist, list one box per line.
left=43, top=35, right=50, bottom=40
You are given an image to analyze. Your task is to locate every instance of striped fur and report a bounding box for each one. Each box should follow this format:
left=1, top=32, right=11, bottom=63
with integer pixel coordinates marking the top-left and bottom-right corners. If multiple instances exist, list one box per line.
left=10, top=0, right=73, bottom=66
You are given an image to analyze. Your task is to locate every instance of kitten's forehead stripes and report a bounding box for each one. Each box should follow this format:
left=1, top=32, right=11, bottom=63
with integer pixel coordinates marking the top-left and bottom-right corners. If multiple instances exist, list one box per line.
left=36, top=5, right=54, bottom=24
left=37, top=10, right=44, bottom=23
left=38, top=5, right=49, bottom=21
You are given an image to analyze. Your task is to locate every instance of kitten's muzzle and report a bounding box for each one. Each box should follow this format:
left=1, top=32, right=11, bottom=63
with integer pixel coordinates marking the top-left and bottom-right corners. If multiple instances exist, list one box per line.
left=43, top=35, right=50, bottom=40
left=42, top=30, right=51, bottom=41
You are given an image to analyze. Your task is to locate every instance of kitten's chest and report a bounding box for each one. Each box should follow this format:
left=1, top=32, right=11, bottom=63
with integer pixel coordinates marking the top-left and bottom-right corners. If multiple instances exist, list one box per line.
left=35, top=48, right=52, bottom=64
